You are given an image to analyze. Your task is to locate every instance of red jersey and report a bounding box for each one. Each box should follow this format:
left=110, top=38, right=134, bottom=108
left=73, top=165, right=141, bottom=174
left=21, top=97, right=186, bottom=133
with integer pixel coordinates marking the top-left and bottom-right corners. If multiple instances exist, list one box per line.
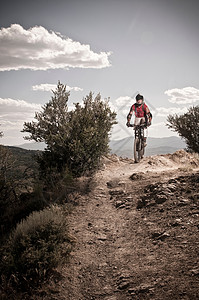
left=127, top=103, right=149, bottom=120
left=127, top=102, right=152, bottom=126
left=132, top=103, right=148, bottom=117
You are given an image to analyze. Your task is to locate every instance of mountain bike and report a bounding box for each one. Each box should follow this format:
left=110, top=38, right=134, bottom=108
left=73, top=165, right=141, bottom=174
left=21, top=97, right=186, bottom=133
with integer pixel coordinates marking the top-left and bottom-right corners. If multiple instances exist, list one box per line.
left=129, top=123, right=146, bottom=163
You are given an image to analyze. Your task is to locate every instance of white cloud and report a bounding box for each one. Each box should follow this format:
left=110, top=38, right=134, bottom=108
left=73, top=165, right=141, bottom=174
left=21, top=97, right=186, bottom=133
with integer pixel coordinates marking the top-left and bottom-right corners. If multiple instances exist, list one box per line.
left=113, top=95, right=190, bottom=120
left=109, top=96, right=132, bottom=117
left=0, top=24, right=112, bottom=71
left=32, top=83, right=83, bottom=92
left=165, top=87, right=199, bottom=104
left=148, top=122, right=178, bottom=138
left=0, top=97, right=41, bottom=144
left=0, top=97, right=41, bottom=112
left=156, top=106, right=188, bottom=117
left=115, top=96, right=132, bottom=108
left=0, top=98, right=41, bottom=142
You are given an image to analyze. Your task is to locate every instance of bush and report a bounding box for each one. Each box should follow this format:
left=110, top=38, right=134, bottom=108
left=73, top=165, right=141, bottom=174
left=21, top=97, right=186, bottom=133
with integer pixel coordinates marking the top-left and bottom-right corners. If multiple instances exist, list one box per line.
left=167, top=105, right=199, bottom=153
left=0, top=145, right=45, bottom=238
left=22, top=82, right=117, bottom=178
left=1, top=205, right=73, bottom=289
left=67, top=93, right=117, bottom=176
left=0, top=185, right=47, bottom=240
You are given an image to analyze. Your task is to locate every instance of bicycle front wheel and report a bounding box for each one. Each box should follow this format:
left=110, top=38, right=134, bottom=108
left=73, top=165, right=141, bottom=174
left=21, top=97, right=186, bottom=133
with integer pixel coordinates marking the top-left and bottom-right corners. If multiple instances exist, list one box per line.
left=134, top=138, right=142, bottom=163
left=140, top=141, right=145, bottom=159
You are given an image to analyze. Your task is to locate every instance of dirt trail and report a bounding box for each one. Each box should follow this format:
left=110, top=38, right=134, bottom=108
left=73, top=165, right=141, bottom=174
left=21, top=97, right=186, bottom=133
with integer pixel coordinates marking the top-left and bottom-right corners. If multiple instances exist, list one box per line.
left=53, top=151, right=199, bottom=300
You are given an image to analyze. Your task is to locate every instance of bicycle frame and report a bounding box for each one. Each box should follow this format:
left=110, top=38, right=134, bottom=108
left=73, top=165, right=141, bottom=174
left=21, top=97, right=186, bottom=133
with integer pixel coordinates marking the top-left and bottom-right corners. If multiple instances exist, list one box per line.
left=129, top=124, right=145, bottom=163
left=134, top=124, right=145, bottom=140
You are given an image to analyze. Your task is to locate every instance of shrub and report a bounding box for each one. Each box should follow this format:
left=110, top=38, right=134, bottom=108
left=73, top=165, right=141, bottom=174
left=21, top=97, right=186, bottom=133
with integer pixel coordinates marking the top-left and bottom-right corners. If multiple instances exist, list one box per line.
left=0, top=145, right=45, bottom=238
left=22, top=82, right=117, bottom=178
left=167, top=105, right=199, bottom=153
left=0, top=186, right=47, bottom=240
left=1, top=205, right=73, bottom=289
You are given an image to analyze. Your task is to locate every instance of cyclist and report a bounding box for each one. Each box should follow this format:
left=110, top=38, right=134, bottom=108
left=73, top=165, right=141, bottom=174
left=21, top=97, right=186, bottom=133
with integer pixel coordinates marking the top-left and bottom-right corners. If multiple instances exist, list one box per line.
left=126, top=94, right=152, bottom=146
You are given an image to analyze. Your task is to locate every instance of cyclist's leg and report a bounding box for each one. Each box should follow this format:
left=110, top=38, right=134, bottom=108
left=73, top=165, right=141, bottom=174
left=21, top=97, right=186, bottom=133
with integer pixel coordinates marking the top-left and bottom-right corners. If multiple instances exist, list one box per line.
left=143, top=137, right=147, bottom=147
left=139, top=117, right=147, bottom=146
left=134, top=117, right=141, bottom=153
left=134, top=117, right=145, bottom=147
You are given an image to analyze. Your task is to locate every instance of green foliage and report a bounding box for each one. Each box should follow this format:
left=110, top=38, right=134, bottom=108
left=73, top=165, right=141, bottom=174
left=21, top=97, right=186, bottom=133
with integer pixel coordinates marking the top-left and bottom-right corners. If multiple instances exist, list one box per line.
left=67, top=92, right=117, bottom=176
left=0, top=145, right=18, bottom=236
left=0, top=145, right=46, bottom=238
left=1, top=205, right=73, bottom=288
left=167, top=105, right=199, bottom=153
left=22, top=82, right=117, bottom=177
left=22, top=81, right=70, bottom=149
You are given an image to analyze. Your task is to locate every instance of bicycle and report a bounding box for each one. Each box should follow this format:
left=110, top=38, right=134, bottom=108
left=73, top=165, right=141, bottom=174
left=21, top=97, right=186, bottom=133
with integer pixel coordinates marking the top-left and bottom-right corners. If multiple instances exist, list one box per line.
left=129, top=123, right=146, bottom=163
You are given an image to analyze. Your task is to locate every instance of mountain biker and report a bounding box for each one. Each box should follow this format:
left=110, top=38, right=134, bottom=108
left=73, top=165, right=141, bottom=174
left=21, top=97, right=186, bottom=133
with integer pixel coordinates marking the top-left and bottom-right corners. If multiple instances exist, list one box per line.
left=126, top=94, right=152, bottom=146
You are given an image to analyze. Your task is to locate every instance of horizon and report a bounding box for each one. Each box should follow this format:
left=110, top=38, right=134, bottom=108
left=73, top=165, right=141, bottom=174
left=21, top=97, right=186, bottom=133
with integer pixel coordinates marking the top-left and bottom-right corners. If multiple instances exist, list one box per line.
left=4, top=134, right=185, bottom=149
left=110, top=135, right=184, bottom=142
left=4, top=135, right=186, bottom=159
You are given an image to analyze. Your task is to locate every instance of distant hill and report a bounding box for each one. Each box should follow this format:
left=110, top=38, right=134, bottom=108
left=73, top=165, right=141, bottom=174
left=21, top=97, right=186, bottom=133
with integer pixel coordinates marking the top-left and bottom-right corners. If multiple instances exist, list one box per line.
left=109, top=136, right=186, bottom=158
left=16, top=142, right=46, bottom=151
left=4, top=146, right=40, bottom=181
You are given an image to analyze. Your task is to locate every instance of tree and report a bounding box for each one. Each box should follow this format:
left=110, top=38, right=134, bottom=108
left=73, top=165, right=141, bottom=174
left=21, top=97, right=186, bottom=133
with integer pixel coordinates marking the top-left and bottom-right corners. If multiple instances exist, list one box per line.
left=22, top=81, right=71, bottom=178
left=22, top=82, right=117, bottom=177
left=68, top=92, right=117, bottom=176
left=22, top=81, right=70, bottom=150
left=166, top=105, right=199, bottom=153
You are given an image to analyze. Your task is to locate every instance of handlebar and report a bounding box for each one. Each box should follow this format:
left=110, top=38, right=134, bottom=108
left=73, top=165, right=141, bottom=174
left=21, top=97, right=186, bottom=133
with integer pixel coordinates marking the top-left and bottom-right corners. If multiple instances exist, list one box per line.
left=127, top=123, right=146, bottom=128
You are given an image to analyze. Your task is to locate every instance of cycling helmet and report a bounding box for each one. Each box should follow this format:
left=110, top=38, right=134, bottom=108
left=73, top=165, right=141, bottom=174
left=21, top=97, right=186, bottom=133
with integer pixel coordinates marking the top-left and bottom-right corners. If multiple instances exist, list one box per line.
left=136, top=94, right=144, bottom=106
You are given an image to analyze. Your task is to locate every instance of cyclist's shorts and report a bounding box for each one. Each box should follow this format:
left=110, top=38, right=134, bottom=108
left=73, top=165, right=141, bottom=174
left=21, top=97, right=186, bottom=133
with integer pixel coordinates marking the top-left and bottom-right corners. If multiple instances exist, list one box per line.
left=134, top=117, right=145, bottom=125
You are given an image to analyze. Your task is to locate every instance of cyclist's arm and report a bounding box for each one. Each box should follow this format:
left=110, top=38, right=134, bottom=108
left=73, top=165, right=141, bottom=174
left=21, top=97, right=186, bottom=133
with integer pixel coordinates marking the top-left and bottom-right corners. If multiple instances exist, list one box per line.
left=145, top=105, right=152, bottom=125
left=127, top=105, right=135, bottom=122
left=145, top=105, right=150, bottom=114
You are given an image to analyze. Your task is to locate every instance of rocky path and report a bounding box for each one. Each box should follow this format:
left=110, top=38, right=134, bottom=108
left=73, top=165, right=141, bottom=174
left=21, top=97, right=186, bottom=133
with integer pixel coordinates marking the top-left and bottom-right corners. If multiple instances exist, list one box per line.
left=48, top=152, right=199, bottom=300
left=61, top=168, right=128, bottom=300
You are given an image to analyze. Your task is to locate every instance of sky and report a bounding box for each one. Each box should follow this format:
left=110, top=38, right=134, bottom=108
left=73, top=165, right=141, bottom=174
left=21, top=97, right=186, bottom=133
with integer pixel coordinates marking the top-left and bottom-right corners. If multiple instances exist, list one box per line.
left=0, top=0, right=199, bottom=145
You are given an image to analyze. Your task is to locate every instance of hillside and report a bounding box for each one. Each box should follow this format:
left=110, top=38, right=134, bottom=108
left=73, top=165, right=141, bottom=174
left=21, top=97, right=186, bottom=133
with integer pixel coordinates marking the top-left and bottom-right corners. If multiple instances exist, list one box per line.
left=16, top=142, right=46, bottom=151
left=2, top=145, right=199, bottom=299
left=16, top=136, right=186, bottom=157
left=36, top=150, right=199, bottom=300
left=4, top=146, right=40, bottom=183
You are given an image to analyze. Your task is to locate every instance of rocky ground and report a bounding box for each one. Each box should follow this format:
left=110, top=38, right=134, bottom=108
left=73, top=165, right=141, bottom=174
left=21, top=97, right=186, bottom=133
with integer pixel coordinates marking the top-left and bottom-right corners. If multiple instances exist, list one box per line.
left=40, top=150, right=199, bottom=300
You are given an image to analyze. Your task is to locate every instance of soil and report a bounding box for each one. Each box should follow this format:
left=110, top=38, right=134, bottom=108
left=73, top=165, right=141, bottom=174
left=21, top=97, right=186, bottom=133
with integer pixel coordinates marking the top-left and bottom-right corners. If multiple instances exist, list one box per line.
left=42, top=150, right=199, bottom=300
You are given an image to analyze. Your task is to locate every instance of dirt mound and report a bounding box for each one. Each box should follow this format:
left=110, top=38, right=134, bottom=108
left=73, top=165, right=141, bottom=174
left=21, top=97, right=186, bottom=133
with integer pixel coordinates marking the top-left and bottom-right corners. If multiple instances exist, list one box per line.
left=169, top=149, right=199, bottom=167
left=131, top=150, right=199, bottom=174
